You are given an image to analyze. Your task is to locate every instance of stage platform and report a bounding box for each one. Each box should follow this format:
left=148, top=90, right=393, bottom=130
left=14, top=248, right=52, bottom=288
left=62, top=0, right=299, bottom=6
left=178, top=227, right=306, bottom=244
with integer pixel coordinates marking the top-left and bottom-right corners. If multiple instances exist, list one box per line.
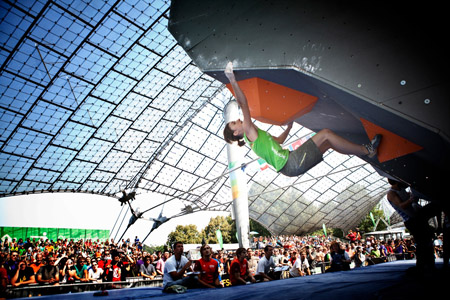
left=18, top=259, right=447, bottom=300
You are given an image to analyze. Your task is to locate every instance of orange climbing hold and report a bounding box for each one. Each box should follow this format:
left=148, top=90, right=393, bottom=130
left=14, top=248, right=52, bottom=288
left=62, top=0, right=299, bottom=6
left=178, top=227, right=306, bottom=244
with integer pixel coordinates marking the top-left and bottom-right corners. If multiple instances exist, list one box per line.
left=226, top=77, right=318, bottom=126
left=360, top=118, right=423, bottom=163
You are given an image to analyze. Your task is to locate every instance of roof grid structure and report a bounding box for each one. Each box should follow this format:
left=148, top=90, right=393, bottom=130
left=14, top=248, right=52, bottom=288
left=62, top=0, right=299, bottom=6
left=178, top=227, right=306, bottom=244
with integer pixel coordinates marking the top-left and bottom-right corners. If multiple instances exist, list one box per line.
left=0, top=0, right=389, bottom=235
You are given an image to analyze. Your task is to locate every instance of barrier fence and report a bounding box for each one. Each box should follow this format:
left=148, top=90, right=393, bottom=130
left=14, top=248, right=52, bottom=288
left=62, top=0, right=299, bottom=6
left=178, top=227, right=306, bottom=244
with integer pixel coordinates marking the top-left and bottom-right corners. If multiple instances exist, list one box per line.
left=5, top=254, right=409, bottom=298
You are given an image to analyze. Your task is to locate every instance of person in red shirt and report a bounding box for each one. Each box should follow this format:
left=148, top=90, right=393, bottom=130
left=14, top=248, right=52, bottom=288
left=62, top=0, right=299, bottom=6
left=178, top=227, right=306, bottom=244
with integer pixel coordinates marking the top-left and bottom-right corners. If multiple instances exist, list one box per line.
left=347, top=230, right=356, bottom=242
left=194, top=244, right=221, bottom=288
left=229, top=248, right=255, bottom=286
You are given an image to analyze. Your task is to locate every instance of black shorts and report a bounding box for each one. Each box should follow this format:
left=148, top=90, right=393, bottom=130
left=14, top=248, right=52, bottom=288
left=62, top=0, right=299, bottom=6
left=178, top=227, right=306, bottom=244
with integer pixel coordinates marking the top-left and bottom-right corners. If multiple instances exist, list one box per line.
left=279, top=138, right=323, bottom=177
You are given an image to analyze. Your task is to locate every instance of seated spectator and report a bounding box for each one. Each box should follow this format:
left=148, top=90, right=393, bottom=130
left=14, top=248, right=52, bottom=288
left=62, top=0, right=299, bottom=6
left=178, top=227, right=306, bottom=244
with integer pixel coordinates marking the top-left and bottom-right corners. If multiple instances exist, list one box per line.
left=299, top=251, right=311, bottom=276
left=105, top=252, right=122, bottom=282
left=194, top=244, right=221, bottom=288
left=379, top=241, right=388, bottom=257
left=30, top=253, right=45, bottom=274
left=162, top=241, right=197, bottom=292
left=73, top=256, right=89, bottom=282
left=315, top=246, right=325, bottom=263
left=5, top=251, right=19, bottom=283
left=404, top=239, right=416, bottom=259
left=88, top=261, right=103, bottom=282
left=229, top=248, right=255, bottom=286
left=60, top=258, right=75, bottom=283
left=121, top=254, right=136, bottom=280
left=11, top=259, right=35, bottom=287
left=289, top=252, right=303, bottom=277
left=0, top=254, right=8, bottom=298
left=139, top=255, right=156, bottom=280
left=352, top=246, right=366, bottom=268
left=305, top=246, right=317, bottom=274
left=370, top=242, right=381, bottom=258
left=246, top=249, right=259, bottom=276
left=280, top=250, right=291, bottom=268
left=326, top=241, right=351, bottom=272
left=36, top=256, right=59, bottom=285
left=156, top=251, right=169, bottom=277
left=85, top=256, right=92, bottom=271
left=255, top=245, right=277, bottom=282
left=272, top=248, right=282, bottom=266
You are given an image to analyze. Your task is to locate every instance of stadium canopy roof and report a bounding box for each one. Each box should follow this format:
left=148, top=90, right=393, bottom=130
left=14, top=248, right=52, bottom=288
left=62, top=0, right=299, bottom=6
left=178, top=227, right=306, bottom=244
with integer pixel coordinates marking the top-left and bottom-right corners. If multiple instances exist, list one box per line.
left=0, top=0, right=390, bottom=235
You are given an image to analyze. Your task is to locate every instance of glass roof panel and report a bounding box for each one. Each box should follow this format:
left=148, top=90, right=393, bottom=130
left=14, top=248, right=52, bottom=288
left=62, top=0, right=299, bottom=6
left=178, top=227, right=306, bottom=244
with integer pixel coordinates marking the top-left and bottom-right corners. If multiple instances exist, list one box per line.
left=0, top=0, right=391, bottom=235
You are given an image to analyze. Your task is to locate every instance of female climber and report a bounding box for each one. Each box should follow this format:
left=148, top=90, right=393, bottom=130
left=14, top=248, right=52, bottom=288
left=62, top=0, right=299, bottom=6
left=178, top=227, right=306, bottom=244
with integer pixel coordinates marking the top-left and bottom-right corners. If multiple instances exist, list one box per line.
left=223, top=61, right=381, bottom=177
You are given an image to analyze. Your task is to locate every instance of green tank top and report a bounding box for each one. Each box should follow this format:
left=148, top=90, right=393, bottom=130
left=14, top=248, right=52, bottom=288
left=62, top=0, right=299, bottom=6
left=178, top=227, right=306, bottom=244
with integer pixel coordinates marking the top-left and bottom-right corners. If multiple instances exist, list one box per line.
left=244, top=128, right=289, bottom=171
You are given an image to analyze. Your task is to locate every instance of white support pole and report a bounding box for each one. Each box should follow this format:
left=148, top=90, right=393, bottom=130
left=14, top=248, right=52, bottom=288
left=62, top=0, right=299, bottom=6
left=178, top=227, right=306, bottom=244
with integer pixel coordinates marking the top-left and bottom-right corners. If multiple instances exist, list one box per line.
left=224, top=100, right=250, bottom=249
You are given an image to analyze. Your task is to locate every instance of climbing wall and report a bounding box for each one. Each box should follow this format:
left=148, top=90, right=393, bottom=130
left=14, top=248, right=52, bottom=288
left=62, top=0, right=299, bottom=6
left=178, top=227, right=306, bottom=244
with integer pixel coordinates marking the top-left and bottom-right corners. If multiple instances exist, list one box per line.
left=169, top=0, right=449, bottom=201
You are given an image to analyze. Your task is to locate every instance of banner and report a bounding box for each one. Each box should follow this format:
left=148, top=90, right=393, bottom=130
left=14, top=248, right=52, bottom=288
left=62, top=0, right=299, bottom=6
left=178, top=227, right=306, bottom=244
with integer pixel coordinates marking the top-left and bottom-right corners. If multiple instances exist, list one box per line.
left=0, top=226, right=110, bottom=242
left=322, top=224, right=327, bottom=237
left=370, top=212, right=376, bottom=226
left=216, top=229, right=223, bottom=249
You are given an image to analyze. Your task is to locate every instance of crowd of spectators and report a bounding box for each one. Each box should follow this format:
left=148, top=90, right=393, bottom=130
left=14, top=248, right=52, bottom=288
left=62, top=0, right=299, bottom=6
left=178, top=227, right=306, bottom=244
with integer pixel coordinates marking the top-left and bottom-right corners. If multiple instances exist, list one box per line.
left=0, top=230, right=444, bottom=297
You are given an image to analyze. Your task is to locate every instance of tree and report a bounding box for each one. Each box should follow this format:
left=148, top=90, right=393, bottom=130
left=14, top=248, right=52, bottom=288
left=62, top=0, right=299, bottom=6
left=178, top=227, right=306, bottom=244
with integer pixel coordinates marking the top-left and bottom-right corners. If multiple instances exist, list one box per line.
left=202, top=216, right=234, bottom=244
left=358, top=204, right=388, bottom=234
left=166, top=224, right=202, bottom=246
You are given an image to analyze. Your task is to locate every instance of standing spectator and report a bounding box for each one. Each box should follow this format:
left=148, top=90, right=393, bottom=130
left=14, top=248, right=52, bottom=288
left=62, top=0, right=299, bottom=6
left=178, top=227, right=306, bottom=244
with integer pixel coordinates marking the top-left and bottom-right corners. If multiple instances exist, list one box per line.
left=404, top=239, right=416, bottom=260
left=1, top=239, right=10, bottom=254
left=347, top=230, right=357, bottom=243
left=139, top=256, right=156, bottom=280
left=10, top=239, right=18, bottom=253
left=386, top=240, right=395, bottom=256
left=10, top=259, right=35, bottom=287
left=36, top=256, right=59, bottom=285
left=394, top=239, right=405, bottom=259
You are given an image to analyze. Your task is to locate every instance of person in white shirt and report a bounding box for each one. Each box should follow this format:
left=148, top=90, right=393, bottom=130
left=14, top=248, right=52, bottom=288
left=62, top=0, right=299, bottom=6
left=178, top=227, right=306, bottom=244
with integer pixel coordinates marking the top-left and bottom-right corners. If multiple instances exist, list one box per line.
left=289, top=251, right=310, bottom=277
left=162, top=242, right=198, bottom=292
left=88, top=261, right=103, bottom=282
left=256, top=245, right=277, bottom=281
